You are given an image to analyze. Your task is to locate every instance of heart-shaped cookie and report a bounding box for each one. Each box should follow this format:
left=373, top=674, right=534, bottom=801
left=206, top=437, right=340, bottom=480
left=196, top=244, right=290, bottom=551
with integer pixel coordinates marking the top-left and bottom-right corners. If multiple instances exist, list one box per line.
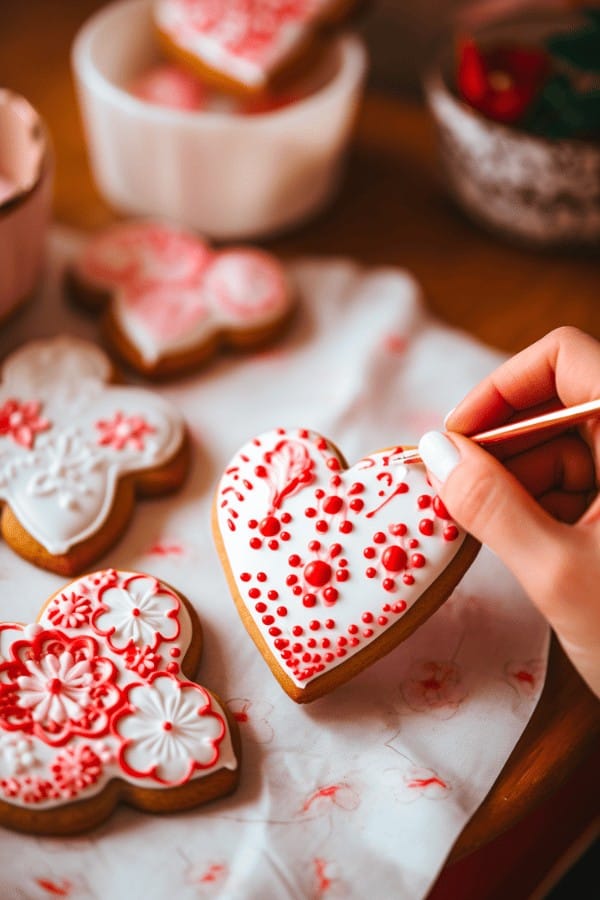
left=213, top=428, right=480, bottom=702
left=0, top=569, right=240, bottom=835
left=67, top=220, right=295, bottom=379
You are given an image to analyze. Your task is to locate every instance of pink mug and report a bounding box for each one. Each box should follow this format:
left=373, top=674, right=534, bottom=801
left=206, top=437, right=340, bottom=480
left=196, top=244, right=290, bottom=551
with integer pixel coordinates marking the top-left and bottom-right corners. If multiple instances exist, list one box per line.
left=0, top=89, right=53, bottom=323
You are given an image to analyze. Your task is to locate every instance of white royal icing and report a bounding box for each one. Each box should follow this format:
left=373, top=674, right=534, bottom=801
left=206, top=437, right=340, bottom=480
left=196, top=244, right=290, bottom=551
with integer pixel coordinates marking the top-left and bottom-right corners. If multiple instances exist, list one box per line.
left=216, top=428, right=468, bottom=690
left=0, top=336, right=185, bottom=555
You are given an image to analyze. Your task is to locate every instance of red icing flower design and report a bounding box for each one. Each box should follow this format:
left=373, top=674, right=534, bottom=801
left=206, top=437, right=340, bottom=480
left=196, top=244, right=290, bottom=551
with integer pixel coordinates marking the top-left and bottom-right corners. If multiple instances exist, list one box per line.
left=0, top=398, right=50, bottom=449
left=0, top=571, right=238, bottom=826
left=95, top=411, right=156, bottom=451
left=0, top=630, right=121, bottom=746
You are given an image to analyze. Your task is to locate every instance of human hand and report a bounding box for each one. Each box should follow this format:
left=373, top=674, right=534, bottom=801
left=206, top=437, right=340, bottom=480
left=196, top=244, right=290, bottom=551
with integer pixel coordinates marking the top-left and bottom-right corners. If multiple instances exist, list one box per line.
left=418, top=326, right=600, bottom=697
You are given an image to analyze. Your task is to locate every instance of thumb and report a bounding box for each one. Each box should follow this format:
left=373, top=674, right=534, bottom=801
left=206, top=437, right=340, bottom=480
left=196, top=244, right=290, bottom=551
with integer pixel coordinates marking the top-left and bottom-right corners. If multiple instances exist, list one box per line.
left=418, top=430, right=565, bottom=597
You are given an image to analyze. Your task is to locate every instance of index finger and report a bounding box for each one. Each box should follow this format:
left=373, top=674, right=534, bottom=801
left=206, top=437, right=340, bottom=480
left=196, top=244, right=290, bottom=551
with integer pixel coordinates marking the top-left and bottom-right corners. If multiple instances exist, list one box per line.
left=446, top=326, right=600, bottom=436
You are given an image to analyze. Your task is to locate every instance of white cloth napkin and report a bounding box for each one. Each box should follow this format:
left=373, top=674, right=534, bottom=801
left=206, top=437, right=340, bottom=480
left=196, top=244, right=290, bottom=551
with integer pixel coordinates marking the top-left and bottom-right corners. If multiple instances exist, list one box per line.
left=0, top=228, right=549, bottom=900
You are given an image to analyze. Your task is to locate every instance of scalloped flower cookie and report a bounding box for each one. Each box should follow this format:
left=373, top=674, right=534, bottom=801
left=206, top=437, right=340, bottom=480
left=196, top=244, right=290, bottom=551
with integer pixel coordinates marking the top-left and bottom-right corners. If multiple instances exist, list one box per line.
left=0, top=335, right=189, bottom=575
left=0, top=569, right=240, bottom=834
left=67, top=220, right=296, bottom=379
left=213, top=427, right=480, bottom=702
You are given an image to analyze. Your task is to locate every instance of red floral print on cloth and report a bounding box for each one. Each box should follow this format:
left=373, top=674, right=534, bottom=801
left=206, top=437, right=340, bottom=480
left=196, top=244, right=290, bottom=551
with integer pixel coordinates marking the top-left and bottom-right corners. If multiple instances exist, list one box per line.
left=0, top=570, right=238, bottom=822
left=0, top=398, right=50, bottom=449
left=401, top=659, right=467, bottom=717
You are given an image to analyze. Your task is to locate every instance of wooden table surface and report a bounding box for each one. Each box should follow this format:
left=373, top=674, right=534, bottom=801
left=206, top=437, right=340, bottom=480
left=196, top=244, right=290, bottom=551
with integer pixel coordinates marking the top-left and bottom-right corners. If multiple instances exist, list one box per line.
left=2, top=0, right=599, bottom=870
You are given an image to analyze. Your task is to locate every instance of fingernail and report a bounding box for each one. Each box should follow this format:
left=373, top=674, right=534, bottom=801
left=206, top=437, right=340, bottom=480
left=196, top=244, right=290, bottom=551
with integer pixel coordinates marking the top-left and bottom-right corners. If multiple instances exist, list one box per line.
left=443, top=406, right=456, bottom=429
left=418, top=431, right=461, bottom=483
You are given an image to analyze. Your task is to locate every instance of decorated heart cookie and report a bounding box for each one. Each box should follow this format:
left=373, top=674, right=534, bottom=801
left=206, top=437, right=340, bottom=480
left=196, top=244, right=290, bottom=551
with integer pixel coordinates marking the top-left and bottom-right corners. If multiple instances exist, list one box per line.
left=0, top=569, right=240, bottom=834
left=153, top=0, right=359, bottom=95
left=213, top=428, right=480, bottom=702
left=67, top=220, right=295, bottom=379
left=0, top=335, right=189, bottom=575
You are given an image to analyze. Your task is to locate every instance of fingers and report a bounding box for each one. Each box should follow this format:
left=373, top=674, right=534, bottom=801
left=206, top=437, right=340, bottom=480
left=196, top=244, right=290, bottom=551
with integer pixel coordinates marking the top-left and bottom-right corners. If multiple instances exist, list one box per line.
left=446, top=327, right=600, bottom=436
left=418, top=430, right=567, bottom=599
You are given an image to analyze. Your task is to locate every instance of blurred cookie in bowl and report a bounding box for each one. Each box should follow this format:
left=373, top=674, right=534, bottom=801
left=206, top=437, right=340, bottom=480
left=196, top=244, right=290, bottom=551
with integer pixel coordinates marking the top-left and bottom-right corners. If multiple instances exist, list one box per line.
left=0, top=89, right=53, bottom=325
left=424, top=7, right=600, bottom=249
left=71, top=0, right=368, bottom=242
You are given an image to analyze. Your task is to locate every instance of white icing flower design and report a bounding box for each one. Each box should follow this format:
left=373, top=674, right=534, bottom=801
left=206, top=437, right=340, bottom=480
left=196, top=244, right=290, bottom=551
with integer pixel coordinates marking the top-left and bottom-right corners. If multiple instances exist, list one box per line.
left=16, top=650, right=93, bottom=727
left=0, top=736, right=37, bottom=778
left=93, top=575, right=180, bottom=652
left=115, top=674, right=225, bottom=784
left=27, top=429, right=103, bottom=511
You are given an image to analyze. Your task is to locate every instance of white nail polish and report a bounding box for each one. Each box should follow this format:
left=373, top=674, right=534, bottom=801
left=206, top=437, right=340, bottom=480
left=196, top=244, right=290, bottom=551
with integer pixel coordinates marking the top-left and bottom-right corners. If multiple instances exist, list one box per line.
left=418, top=431, right=461, bottom=483
left=443, top=407, right=456, bottom=429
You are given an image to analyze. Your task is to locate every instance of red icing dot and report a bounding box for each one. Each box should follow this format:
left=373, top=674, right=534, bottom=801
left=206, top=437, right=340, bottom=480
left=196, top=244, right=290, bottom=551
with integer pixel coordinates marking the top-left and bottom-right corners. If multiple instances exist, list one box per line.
left=325, top=619, right=335, bottom=629
left=276, top=606, right=288, bottom=617
left=377, top=615, right=388, bottom=625
left=293, top=585, right=302, bottom=595
left=362, top=612, right=373, bottom=623
left=349, top=482, right=365, bottom=495
left=315, top=488, right=325, bottom=499
left=390, top=523, right=407, bottom=536
left=304, top=560, right=332, bottom=587
left=444, top=524, right=459, bottom=541
left=330, top=543, right=342, bottom=558
left=382, top=578, right=395, bottom=592
left=336, top=569, right=349, bottom=582
left=249, top=587, right=261, bottom=599
left=323, top=495, right=343, bottom=514
left=325, top=652, right=335, bottom=662
left=288, top=554, right=301, bottom=567
left=382, top=545, right=407, bottom=572
left=363, top=628, right=374, bottom=638
left=337, top=635, right=347, bottom=646
left=303, top=594, right=317, bottom=607
left=433, top=495, right=451, bottom=519
left=348, top=623, right=358, bottom=635
left=339, top=521, right=353, bottom=534
left=292, top=642, right=303, bottom=652
left=327, top=458, right=341, bottom=471
left=286, top=574, right=298, bottom=585
left=366, top=567, right=376, bottom=578
left=268, top=539, right=279, bottom=550
left=349, top=637, right=360, bottom=647
left=274, top=638, right=288, bottom=649
left=323, top=587, right=338, bottom=604
left=419, top=518, right=434, bottom=536
left=250, top=537, right=262, bottom=549
left=307, top=638, right=317, bottom=648
left=262, top=614, right=274, bottom=625
left=257, top=572, right=267, bottom=582
left=281, top=512, right=292, bottom=524
left=240, top=572, right=251, bottom=582
left=411, top=553, right=426, bottom=568
left=403, top=574, right=415, bottom=585
left=162, top=721, right=173, bottom=731
left=170, top=647, right=181, bottom=658
left=269, top=626, right=281, bottom=636
left=364, top=547, right=376, bottom=559
left=292, top=625, right=303, bottom=636
left=418, top=494, right=432, bottom=509
left=321, top=637, right=331, bottom=648
left=373, top=532, right=386, bottom=544
left=305, top=507, right=317, bottom=518
left=248, top=519, right=258, bottom=529
left=268, top=590, right=279, bottom=600
left=166, top=662, right=179, bottom=675
left=309, top=540, right=321, bottom=552
left=316, top=520, right=328, bottom=533
left=280, top=531, right=290, bottom=541
left=255, top=465, right=267, bottom=477
left=349, top=498, right=364, bottom=512
left=309, top=620, right=320, bottom=631
left=255, top=602, right=267, bottom=613
left=393, top=600, right=407, bottom=613
left=259, top=516, right=280, bottom=536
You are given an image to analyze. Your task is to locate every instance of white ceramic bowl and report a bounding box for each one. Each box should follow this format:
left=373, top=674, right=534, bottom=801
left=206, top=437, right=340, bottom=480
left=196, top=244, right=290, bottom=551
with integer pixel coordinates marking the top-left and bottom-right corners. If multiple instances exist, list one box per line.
left=424, top=15, right=600, bottom=249
left=72, top=0, right=368, bottom=241
left=0, top=90, right=53, bottom=323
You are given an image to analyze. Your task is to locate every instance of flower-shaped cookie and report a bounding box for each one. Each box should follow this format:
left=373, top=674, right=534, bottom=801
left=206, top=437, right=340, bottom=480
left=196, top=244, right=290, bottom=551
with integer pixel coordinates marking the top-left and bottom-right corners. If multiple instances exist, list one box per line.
left=0, top=335, right=189, bottom=574
left=67, top=220, right=295, bottom=379
left=153, top=0, right=359, bottom=94
left=0, top=569, right=240, bottom=834
left=213, top=428, right=480, bottom=702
